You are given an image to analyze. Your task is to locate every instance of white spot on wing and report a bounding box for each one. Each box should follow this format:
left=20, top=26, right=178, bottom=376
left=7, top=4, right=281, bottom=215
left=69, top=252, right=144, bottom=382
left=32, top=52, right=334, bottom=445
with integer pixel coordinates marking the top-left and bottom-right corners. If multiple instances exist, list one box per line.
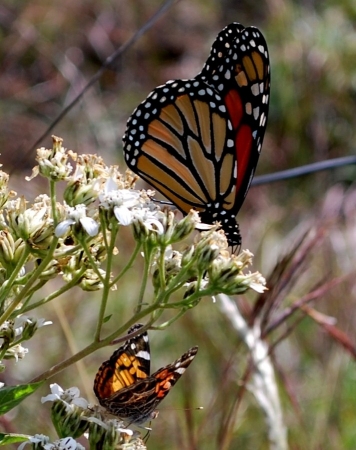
left=253, top=107, right=260, bottom=120
left=136, top=350, right=150, bottom=361
left=251, top=83, right=259, bottom=96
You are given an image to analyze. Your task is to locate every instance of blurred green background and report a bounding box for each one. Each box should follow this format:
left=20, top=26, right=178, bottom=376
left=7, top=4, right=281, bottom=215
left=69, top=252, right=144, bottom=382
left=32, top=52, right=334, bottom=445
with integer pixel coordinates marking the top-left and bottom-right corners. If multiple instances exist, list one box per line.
left=1, top=0, right=356, bottom=448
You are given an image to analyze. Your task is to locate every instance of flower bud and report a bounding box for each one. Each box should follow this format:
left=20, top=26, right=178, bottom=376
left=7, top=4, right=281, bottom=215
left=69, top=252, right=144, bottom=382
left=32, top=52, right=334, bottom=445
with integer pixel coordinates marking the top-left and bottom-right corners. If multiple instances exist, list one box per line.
left=195, top=244, right=220, bottom=271
left=0, top=170, right=11, bottom=209
left=0, top=230, right=15, bottom=265
left=36, top=136, right=73, bottom=181
left=170, top=210, right=199, bottom=243
left=88, top=415, right=107, bottom=448
left=64, top=179, right=99, bottom=207
left=79, top=269, right=105, bottom=291
left=132, top=219, right=149, bottom=243
left=51, top=400, right=89, bottom=439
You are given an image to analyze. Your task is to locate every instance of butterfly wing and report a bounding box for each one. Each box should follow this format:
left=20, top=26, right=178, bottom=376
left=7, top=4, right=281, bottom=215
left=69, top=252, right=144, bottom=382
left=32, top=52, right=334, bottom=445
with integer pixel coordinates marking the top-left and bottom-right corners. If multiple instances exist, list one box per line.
left=93, top=323, right=150, bottom=402
left=123, top=78, right=237, bottom=223
left=150, top=345, right=198, bottom=404
left=102, top=346, right=198, bottom=424
left=197, top=23, right=271, bottom=213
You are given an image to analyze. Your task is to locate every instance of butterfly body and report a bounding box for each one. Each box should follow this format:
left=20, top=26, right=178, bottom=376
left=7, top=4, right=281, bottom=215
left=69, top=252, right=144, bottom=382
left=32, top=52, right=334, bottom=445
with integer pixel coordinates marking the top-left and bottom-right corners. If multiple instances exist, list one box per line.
left=123, top=23, right=270, bottom=247
left=94, top=324, right=198, bottom=424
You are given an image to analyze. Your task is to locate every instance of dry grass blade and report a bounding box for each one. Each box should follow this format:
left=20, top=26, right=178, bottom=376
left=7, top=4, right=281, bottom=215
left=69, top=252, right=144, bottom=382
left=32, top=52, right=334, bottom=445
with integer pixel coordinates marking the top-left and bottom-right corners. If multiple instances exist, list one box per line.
left=301, top=304, right=356, bottom=359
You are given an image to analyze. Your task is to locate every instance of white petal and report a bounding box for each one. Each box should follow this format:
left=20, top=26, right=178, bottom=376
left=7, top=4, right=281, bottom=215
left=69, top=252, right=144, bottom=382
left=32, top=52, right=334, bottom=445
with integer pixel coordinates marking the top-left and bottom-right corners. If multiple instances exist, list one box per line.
left=55, top=219, right=75, bottom=237
left=72, top=397, right=89, bottom=409
left=105, top=177, right=118, bottom=193
left=66, top=386, right=80, bottom=398
left=80, top=217, right=99, bottom=236
left=50, top=383, right=64, bottom=396
left=37, top=318, right=53, bottom=328
left=114, top=205, right=133, bottom=226
left=145, top=218, right=164, bottom=234
left=250, top=281, right=267, bottom=293
left=41, top=393, right=59, bottom=403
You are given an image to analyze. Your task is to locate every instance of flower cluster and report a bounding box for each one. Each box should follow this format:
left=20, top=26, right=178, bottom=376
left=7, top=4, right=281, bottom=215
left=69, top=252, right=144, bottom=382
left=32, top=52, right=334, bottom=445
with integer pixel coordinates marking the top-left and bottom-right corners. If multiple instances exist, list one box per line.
left=18, top=384, right=146, bottom=450
left=0, top=136, right=267, bottom=447
left=0, top=315, right=51, bottom=367
left=0, top=136, right=266, bottom=326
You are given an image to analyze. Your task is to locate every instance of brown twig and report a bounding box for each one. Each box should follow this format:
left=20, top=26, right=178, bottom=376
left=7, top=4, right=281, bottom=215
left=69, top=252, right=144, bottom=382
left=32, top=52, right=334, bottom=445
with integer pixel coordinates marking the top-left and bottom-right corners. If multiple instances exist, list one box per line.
left=18, top=0, right=178, bottom=173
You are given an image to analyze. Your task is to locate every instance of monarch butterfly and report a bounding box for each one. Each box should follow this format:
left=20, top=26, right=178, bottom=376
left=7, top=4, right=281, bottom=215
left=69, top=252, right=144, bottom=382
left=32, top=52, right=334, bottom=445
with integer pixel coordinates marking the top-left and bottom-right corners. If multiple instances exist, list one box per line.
left=123, top=22, right=270, bottom=248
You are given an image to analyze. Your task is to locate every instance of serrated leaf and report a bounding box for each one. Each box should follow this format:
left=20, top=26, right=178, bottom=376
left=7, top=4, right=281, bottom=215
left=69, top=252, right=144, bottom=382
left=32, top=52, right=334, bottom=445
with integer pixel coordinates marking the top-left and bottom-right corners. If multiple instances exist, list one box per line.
left=0, top=382, right=44, bottom=415
left=0, top=433, right=29, bottom=445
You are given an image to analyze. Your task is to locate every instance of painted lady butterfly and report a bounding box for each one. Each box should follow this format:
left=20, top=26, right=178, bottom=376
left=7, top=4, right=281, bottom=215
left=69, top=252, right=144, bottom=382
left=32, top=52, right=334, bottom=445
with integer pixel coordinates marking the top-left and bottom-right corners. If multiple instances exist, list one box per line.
left=93, top=323, right=198, bottom=424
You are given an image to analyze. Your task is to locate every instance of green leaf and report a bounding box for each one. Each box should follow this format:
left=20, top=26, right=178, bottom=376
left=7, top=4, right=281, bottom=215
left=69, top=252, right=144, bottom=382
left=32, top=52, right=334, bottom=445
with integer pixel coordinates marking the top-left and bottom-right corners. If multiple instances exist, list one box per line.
left=0, top=381, right=44, bottom=415
left=103, top=314, right=112, bottom=324
left=0, top=433, right=29, bottom=445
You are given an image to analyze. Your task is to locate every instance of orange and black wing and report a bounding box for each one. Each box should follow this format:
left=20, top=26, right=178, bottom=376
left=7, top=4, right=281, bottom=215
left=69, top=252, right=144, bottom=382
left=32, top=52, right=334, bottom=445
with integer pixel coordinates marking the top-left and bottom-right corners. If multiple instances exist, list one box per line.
left=197, top=23, right=270, bottom=213
left=93, top=323, right=150, bottom=403
left=150, top=345, right=198, bottom=405
left=123, top=78, right=237, bottom=233
left=100, top=346, right=198, bottom=424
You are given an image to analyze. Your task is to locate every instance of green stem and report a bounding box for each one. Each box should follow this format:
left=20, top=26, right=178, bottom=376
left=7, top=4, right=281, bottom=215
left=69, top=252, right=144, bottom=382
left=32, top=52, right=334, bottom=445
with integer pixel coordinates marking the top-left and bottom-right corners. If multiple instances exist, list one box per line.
left=157, top=290, right=209, bottom=308
left=158, top=245, right=166, bottom=290
left=0, top=238, right=58, bottom=324
left=0, top=246, right=31, bottom=309
left=80, top=237, right=105, bottom=285
left=31, top=302, right=161, bottom=382
left=30, top=340, right=106, bottom=382
left=153, top=309, right=187, bottom=329
left=49, top=180, right=58, bottom=225
left=19, top=267, right=87, bottom=314
left=99, top=213, right=109, bottom=249
left=110, top=240, right=141, bottom=286
left=135, top=243, right=153, bottom=312
left=160, top=255, right=198, bottom=301
left=18, top=279, right=46, bottom=310
left=94, top=222, right=118, bottom=341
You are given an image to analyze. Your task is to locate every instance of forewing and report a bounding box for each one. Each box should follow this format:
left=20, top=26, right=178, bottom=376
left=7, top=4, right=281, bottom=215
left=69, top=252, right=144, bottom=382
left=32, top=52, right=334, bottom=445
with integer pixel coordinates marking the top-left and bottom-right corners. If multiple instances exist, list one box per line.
left=123, top=79, right=237, bottom=215
left=93, top=323, right=150, bottom=402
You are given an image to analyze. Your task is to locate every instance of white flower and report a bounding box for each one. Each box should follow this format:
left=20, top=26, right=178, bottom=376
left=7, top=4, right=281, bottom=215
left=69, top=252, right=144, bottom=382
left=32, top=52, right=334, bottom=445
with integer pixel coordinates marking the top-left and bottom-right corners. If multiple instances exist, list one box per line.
left=99, top=178, right=142, bottom=226
left=6, top=197, right=54, bottom=242
left=36, top=317, right=53, bottom=328
left=85, top=416, right=133, bottom=436
left=55, top=204, right=99, bottom=237
left=132, top=208, right=165, bottom=234
left=18, top=434, right=50, bottom=450
left=41, top=383, right=88, bottom=410
left=7, top=344, right=28, bottom=361
left=113, top=204, right=134, bottom=226
left=44, top=437, right=85, bottom=450
left=246, top=272, right=267, bottom=293
left=13, top=316, right=52, bottom=336
left=18, top=435, right=85, bottom=450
